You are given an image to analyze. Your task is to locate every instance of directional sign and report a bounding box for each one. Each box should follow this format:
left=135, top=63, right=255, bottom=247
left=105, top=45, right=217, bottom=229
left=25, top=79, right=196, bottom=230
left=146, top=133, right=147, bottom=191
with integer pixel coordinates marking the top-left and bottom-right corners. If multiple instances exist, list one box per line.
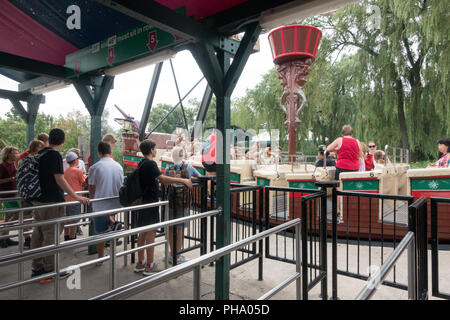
left=148, top=31, right=158, bottom=52
left=65, top=23, right=185, bottom=78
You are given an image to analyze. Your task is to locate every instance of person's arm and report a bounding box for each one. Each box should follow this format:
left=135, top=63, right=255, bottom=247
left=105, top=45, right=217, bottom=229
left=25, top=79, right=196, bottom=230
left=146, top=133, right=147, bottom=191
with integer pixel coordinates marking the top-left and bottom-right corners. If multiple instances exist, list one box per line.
left=54, top=174, right=89, bottom=205
left=326, top=138, right=341, bottom=153
left=0, top=177, right=15, bottom=185
left=157, top=175, right=193, bottom=191
left=88, top=184, right=96, bottom=199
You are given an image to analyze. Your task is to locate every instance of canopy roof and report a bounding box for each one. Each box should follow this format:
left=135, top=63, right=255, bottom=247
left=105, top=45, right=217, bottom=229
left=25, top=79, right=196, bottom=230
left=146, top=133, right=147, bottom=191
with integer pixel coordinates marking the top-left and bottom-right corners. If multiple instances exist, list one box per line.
left=0, top=0, right=356, bottom=87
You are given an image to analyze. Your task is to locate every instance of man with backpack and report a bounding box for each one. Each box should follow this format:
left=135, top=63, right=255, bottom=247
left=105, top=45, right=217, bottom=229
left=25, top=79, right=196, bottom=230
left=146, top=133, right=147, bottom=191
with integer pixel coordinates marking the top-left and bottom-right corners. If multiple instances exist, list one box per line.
left=133, top=140, right=192, bottom=276
left=165, top=147, right=201, bottom=265
left=29, top=128, right=89, bottom=280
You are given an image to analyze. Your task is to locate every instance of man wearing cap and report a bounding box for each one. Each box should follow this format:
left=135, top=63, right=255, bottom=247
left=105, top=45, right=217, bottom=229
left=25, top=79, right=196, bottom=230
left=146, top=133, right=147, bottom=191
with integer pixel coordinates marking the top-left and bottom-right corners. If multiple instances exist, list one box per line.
left=64, top=151, right=86, bottom=240
left=315, top=145, right=336, bottom=167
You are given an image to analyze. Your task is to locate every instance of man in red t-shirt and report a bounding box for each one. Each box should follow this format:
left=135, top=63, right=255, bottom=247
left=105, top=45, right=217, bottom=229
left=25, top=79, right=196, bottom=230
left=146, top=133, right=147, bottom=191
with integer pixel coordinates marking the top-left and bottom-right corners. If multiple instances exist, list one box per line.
left=64, top=152, right=86, bottom=240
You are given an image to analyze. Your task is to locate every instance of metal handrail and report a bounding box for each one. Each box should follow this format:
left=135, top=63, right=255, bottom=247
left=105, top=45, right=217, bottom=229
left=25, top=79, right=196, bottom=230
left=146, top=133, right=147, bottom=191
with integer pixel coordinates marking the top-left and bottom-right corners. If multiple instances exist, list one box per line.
left=0, top=208, right=220, bottom=266
left=0, top=205, right=221, bottom=300
left=0, top=199, right=164, bottom=233
left=0, top=190, right=90, bottom=203
left=91, top=218, right=302, bottom=300
left=355, top=231, right=416, bottom=300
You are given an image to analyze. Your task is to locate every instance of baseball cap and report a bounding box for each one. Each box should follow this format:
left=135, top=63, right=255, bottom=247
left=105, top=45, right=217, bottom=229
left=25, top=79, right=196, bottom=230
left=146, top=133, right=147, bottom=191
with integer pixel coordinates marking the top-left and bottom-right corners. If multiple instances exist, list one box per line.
left=66, top=151, right=79, bottom=163
left=318, top=145, right=326, bottom=153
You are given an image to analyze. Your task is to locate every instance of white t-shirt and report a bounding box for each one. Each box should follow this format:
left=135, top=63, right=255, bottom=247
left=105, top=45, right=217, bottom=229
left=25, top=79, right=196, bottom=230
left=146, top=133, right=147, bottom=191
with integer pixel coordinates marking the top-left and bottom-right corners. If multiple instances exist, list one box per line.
left=88, top=157, right=124, bottom=212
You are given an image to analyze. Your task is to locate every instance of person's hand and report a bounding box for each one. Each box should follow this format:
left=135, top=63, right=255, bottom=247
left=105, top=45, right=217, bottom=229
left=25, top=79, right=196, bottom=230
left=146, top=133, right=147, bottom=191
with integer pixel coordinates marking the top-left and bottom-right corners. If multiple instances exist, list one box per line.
left=76, top=196, right=90, bottom=206
left=184, top=179, right=193, bottom=192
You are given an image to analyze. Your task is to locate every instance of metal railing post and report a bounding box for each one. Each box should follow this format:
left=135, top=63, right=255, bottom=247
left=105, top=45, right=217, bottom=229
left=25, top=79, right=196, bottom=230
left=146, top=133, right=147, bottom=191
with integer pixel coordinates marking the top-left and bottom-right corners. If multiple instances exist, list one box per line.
left=295, top=222, right=302, bottom=300
left=332, top=186, right=338, bottom=300
left=319, top=186, right=328, bottom=300
left=193, top=265, right=201, bottom=300
left=258, top=187, right=264, bottom=281
left=54, top=223, right=60, bottom=300
left=408, top=235, right=417, bottom=300
left=165, top=203, right=170, bottom=269
left=18, top=210, right=24, bottom=299
left=110, top=238, right=116, bottom=290
left=301, top=197, right=308, bottom=300
left=123, top=210, right=129, bottom=267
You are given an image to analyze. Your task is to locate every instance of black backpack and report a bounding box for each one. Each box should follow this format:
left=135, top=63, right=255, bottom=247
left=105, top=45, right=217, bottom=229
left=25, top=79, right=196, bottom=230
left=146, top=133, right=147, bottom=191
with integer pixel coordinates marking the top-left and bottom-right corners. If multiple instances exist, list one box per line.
left=119, top=161, right=144, bottom=206
left=17, top=149, right=50, bottom=201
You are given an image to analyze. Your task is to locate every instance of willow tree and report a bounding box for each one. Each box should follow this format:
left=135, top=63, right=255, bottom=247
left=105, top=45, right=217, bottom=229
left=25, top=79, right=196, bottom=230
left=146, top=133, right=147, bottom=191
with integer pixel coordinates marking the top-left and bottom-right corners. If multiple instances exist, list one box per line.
left=310, top=0, right=449, bottom=159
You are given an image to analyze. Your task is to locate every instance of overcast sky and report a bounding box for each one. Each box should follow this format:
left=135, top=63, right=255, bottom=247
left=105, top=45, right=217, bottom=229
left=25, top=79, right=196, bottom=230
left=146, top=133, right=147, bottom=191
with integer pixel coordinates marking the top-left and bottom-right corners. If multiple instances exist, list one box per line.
left=0, top=34, right=275, bottom=131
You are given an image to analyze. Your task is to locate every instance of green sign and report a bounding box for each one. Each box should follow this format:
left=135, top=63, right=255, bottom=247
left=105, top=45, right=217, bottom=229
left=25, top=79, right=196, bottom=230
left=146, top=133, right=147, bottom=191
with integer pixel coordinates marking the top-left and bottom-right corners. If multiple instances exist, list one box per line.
left=289, top=181, right=318, bottom=190
left=65, top=23, right=185, bottom=77
left=342, top=179, right=379, bottom=191
left=257, top=177, right=270, bottom=187
left=230, top=173, right=241, bottom=183
left=410, top=177, right=450, bottom=191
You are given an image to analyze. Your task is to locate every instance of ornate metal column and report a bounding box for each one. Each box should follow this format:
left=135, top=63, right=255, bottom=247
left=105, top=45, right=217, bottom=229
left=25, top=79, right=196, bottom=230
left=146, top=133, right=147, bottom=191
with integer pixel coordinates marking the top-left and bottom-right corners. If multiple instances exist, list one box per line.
left=269, top=25, right=322, bottom=160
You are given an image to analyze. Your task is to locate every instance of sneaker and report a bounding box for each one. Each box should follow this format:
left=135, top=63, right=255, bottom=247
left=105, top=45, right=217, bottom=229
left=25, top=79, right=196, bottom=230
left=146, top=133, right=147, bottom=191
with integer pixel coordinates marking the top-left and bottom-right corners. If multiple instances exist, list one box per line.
left=134, top=262, right=146, bottom=273
left=105, top=239, right=122, bottom=247
left=143, top=262, right=161, bottom=276
left=38, top=270, right=71, bottom=283
left=177, top=255, right=190, bottom=264
left=112, top=221, right=123, bottom=231
left=31, top=268, right=46, bottom=278
left=5, top=238, right=18, bottom=246
left=23, top=237, right=31, bottom=250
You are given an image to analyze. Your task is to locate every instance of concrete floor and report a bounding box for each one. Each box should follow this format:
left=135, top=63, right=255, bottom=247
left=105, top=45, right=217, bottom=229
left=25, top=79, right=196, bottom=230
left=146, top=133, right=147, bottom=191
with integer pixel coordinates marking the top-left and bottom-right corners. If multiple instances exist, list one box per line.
left=0, top=223, right=448, bottom=301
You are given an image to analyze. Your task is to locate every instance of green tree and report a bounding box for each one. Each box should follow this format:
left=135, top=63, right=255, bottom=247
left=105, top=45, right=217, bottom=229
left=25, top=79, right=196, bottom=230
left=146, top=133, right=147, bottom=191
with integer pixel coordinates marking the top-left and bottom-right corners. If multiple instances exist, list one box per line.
left=309, top=0, right=449, bottom=160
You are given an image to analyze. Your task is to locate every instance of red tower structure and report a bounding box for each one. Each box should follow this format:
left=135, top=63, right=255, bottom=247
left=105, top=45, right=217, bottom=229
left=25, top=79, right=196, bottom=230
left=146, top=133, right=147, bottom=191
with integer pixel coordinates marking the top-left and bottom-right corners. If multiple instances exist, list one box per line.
left=268, top=25, right=322, bottom=160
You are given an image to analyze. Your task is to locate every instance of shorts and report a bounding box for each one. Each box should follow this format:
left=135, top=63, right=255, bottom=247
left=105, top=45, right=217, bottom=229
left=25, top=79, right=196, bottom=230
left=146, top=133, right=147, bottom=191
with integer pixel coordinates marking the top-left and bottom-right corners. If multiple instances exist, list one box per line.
left=2, top=200, right=20, bottom=216
left=335, top=167, right=358, bottom=180
left=66, top=203, right=81, bottom=224
left=169, top=207, right=190, bottom=229
left=202, top=161, right=216, bottom=172
left=93, top=216, right=110, bottom=234
left=66, top=203, right=81, bottom=217
left=135, top=206, right=160, bottom=228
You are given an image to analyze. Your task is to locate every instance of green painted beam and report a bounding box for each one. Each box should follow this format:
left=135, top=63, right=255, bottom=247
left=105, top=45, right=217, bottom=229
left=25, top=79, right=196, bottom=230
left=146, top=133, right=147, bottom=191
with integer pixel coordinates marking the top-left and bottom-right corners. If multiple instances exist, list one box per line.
left=0, top=51, right=70, bottom=79
left=189, top=42, right=224, bottom=96
left=224, top=22, right=261, bottom=97
left=0, top=89, right=45, bottom=103
left=214, top=50, right=231, bottom=300
left=96, top=0, right=223, bottom=45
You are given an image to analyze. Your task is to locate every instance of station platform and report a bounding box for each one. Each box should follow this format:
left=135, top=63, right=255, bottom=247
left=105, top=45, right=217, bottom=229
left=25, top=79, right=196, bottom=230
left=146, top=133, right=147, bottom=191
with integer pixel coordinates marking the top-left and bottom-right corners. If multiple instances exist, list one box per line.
left=0, top=224, right=448, bottom=300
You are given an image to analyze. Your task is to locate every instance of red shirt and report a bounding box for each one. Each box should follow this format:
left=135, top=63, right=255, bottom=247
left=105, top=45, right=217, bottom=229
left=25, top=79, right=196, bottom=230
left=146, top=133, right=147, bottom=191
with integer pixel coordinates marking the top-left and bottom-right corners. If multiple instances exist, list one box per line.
left=64, top=166, right=86, bottom=202
left=336, top=137, right=360, bottom=170
left=20, top=151, right=29, bottom=160
left=202, top=132, right=216, bottom=164
left=0, top=162, right=17, bottom=198
left=364, top=154, right=374, bottom=171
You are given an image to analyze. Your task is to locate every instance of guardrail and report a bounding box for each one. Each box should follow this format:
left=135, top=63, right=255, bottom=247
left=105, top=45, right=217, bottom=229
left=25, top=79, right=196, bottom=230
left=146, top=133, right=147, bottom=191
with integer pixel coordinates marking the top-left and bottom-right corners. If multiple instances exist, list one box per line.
left=0, top=201, right=222, bottom=300
left=431, top=197, right=450, bottom=300
left=90, top=218, right=302, bottom=300
left=356, top=231, right=416, bottom=300
left=0, top=190, right=89, bottom=203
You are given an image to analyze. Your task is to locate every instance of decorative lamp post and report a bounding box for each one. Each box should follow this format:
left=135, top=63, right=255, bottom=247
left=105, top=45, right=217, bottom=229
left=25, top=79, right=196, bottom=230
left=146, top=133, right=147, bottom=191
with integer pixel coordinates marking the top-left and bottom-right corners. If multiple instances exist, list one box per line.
left=268, top=25, right=322, bottom=161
